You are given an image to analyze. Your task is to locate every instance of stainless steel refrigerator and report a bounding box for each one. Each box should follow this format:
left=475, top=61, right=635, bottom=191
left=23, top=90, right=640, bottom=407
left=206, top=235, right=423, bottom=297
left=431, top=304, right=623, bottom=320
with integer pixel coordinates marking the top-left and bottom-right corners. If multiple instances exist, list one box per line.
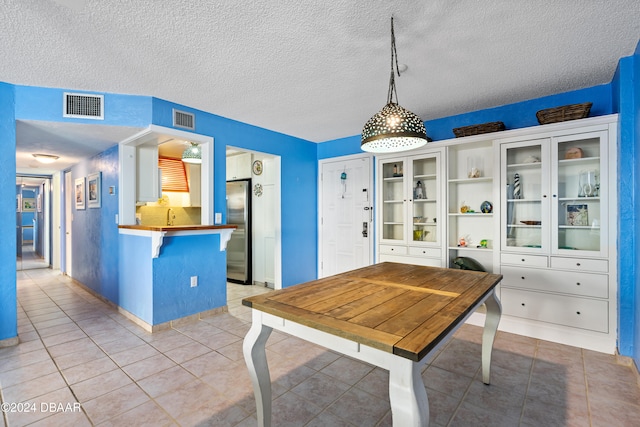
left=226, top=179, right=252, bottom=285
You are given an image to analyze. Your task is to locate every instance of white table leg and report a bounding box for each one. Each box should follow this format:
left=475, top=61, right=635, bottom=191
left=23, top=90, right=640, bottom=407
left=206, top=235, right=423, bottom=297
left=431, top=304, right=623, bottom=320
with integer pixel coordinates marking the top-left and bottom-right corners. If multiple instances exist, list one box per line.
left=389, top=357, right=429, bottom=426
left=481, top=290, right=502, bottom=385
left=243, top=311, right=273, bottom=427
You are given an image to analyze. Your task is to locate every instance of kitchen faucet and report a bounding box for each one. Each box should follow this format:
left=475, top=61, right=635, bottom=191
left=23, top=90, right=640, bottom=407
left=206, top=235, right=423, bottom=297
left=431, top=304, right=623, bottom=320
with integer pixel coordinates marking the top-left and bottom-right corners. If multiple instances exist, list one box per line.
left=167, top=208, right=176, bottom=226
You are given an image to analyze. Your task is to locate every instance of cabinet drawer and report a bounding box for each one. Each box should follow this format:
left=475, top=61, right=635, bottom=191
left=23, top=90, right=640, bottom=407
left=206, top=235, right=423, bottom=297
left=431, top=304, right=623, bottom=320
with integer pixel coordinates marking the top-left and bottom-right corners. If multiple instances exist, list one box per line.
left=378, top=254, right=441, bottom=267
left=379, top=245, right=407, bottom=256
left=501, top=288, right=608, bottom=333
left=408, top=246, right=441, bottom=258
left=550, top=257, right=608, bottom=273
left=500, top=253, right=548, bottom=267
left=501, top=267, right=608, bottom=298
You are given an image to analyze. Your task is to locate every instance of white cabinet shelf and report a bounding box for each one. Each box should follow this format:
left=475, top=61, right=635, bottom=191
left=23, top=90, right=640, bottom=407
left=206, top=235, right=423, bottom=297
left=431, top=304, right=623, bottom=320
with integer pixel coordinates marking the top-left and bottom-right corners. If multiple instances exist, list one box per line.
left=377, top=149, right=445, bottom=266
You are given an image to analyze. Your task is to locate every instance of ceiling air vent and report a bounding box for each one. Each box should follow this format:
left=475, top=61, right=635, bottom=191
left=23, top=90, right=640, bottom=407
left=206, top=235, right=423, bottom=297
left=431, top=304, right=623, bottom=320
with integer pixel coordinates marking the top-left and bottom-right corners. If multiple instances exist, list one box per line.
left=63, top=92, right=104, bottom=120
left=173, top=109, right=195, bottom=130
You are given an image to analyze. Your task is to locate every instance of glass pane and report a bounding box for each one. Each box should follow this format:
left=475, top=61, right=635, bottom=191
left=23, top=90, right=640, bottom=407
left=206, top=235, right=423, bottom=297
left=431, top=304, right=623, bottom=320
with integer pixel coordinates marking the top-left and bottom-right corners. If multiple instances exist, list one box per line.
left=411, top=157, right=437, bottom=243
left=381, top=160, right=405, bottom=241
left=505, top=145, right=543, bottom=248
left=556, top=137, right=600, bottom=251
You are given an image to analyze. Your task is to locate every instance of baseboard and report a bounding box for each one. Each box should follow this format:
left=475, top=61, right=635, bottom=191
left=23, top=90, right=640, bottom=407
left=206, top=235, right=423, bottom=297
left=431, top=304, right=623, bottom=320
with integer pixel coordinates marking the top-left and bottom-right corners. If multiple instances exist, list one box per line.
left=67, top=277, right=228, bottom=333
left=465, top=312, right=617, bottom=354
left=0, top=336, right=19, bottom=348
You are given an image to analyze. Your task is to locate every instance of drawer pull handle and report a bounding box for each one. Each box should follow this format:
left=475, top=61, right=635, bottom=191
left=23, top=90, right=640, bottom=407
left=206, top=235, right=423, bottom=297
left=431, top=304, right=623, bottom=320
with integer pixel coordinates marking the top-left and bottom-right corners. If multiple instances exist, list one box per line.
left=576, top=263, right=581, bottom=266
left=521, top=276, right=525, bottom=280
left=521, top=259, right=525, bottom=262
left=576, top=282, right=581, bottom=286
left=576, top=311, right=581, bottom=315
left=521, top=303, right=525, bottom=306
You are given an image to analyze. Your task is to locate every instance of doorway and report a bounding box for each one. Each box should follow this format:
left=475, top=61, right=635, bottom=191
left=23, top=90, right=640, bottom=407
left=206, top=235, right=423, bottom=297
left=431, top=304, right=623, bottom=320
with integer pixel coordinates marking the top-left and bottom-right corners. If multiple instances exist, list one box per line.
left=318, top=154, right=374, bottom=278
left=225, top=147, right=281, bottom=290
left=16, top=175, right=51, bottom=271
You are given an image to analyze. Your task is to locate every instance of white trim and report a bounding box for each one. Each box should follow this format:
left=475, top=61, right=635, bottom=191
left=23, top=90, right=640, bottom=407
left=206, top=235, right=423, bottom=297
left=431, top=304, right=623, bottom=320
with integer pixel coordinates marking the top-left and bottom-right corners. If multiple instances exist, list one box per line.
left=118, top=125, right=214, bottom=226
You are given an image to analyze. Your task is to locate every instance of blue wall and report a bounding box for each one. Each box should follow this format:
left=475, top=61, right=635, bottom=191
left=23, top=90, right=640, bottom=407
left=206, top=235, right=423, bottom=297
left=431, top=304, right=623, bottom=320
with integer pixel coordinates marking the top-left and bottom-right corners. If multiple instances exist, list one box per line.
left=151, top=98, right=319, bottom=288
left=318, top=85, right=614, bottom=159
left=0, top=83, right=17, bottom=343
left=152, top=234, right=227, bottom=324
left=70, top=145, right=120, bottom=302
left=14, top=85, right=152, bottom=126
left=119, top=234, right=154, bottom=323
left=634, top=39, right=640, bottom=375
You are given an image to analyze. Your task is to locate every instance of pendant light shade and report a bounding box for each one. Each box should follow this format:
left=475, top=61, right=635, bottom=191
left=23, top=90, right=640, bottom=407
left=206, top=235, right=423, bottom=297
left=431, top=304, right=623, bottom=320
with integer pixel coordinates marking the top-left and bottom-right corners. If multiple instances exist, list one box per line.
left=182, top=142, right=201, bottom=164
left=361, top=102, right=427, bottom=153
left=361, top=17, right=428, bottom=153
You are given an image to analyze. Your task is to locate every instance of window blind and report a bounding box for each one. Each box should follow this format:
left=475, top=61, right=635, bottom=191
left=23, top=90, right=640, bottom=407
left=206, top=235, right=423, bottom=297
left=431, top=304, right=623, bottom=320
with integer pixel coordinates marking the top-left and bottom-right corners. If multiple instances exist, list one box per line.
left=159, top=157, right=189, bottom=192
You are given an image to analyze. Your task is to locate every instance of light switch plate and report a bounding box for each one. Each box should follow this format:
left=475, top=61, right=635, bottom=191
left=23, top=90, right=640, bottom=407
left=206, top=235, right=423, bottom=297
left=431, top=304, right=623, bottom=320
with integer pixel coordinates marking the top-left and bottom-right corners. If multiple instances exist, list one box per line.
left=214, top=212, right=222, bottom=224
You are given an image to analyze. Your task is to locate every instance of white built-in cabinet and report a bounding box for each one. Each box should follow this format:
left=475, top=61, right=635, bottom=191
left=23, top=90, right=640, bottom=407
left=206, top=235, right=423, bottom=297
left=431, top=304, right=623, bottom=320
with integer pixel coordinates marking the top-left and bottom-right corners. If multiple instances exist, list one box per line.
left=374, top=115, right=618, bottom=353
left=377, top=149, right=445, bottom=267
left=497, top=125, right=616, bottom=352
left=227, top=152, right=252, bottom=180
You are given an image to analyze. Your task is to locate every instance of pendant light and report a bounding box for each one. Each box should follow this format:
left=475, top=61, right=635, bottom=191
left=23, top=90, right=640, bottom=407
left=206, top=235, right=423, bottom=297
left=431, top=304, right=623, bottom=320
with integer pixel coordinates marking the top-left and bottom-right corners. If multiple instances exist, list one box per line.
left=181, top=142, right=202, bottom=164
left=361, top=17, right=428, bottom=153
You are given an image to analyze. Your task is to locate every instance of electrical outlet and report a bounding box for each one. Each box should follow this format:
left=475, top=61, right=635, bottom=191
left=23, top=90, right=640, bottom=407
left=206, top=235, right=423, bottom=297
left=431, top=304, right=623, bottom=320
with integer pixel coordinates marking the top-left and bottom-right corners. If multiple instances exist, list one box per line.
left=190, top=276, right=198, bottom=287
left=214, top=212, right=222, bottom=224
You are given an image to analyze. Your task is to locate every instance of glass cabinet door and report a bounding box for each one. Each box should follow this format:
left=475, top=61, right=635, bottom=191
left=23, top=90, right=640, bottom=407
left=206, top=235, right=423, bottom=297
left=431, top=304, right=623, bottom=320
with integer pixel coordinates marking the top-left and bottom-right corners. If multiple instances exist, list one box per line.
left=552, top=132, right=606, bottom=255
left=410, top=154, right=439, bottom=246
left=501, top=139, right=550, bottom=252
left=380, top=159, right=406, bottom=243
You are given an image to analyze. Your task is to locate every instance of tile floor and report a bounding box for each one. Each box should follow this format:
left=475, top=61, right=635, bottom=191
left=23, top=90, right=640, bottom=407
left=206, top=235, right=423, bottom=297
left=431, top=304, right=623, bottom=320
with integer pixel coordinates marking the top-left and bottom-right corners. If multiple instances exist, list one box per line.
left=2, top=268, right=640, bottom=426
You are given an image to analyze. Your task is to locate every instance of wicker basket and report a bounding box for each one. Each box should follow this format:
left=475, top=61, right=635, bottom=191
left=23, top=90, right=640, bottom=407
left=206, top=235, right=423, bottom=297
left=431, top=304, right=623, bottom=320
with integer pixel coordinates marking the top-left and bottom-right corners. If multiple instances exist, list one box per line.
left=453, top=121, right=505, bottom=138
left=536, top=102, right=592, bottom=125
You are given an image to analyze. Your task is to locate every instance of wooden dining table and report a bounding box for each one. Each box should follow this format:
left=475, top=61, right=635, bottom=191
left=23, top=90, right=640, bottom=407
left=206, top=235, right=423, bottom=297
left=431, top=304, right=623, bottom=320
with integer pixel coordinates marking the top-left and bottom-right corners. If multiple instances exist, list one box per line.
left=242, top=262, right=502, bottom=426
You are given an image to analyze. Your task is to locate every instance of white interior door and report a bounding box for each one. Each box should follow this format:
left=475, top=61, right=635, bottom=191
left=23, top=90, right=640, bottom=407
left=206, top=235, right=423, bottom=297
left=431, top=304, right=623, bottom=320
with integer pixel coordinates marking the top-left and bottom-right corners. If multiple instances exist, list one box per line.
left=64, top=171, right=72, bottom=277
left=319, top=155, right=373, bottom=278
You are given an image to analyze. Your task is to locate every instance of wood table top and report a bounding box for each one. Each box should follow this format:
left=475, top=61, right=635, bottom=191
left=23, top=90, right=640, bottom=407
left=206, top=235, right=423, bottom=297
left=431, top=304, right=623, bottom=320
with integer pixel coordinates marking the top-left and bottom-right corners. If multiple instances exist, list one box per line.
left=243, top=262, right=502, bottom=361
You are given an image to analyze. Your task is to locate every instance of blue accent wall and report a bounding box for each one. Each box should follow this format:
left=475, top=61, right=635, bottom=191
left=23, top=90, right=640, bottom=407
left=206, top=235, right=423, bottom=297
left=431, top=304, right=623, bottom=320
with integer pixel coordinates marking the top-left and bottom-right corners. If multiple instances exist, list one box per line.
left=151, top=97, right=319, bottom=288
left=0, top=82, right=17, bottom=342
left=151, top=234, right=226, bottom=324
left=70, top=145, right=121, bottom=302
left=118, top=233, right=228, bottom=326
left=14, top=85, right=152, bottom=126
left=634, top=39, right=640, bottom=372
left=319, top=85, right=614, bottom=159
left=118, top=234, right=154, bottom=323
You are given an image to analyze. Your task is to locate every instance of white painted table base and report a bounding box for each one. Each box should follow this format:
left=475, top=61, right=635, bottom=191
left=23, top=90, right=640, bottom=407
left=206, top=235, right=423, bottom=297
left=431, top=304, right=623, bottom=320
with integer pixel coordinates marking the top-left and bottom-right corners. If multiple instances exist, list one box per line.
left=243, top=290, right=502, bottom=426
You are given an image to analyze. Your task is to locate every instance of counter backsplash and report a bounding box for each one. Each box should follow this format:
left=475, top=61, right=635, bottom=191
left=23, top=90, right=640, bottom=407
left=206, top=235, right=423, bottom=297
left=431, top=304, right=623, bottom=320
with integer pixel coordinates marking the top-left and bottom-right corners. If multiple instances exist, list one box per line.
left=136, top=206, right=201, bottom=226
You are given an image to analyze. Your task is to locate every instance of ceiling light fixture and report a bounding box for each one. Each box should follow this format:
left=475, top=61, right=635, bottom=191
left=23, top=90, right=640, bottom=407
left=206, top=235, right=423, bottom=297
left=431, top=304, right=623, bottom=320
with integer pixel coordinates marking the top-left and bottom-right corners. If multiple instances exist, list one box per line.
left=32, top=153, right=60, bottom=164
left=361, top=17, right=428, bottom=153
left=181, top=142, right=202, bottom=164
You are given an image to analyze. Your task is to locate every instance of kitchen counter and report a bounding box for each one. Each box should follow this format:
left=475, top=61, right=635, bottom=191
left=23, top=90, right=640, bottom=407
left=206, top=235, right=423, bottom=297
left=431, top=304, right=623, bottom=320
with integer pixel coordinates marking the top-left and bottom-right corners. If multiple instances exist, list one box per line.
left=119, top=224, right=236, bottom=232
left=118, top=224, right=236, bottom=257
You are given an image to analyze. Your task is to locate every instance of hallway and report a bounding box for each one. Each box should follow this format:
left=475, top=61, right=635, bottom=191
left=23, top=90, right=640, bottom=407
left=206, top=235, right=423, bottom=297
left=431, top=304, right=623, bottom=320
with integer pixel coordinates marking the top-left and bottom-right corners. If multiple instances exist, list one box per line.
left=1, top=269, right=639, bottom=426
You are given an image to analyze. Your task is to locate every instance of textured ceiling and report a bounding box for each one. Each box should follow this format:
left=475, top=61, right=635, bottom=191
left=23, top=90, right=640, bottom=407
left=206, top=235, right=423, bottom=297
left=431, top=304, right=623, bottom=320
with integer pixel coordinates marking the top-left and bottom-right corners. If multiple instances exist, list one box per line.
left=3, top=0, right=640, bottom=173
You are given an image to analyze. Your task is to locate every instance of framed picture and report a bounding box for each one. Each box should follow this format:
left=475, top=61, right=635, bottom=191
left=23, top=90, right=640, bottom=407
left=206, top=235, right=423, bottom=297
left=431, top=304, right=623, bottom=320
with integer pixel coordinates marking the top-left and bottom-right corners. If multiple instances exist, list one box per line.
left=87, top=172, right=101, bottom=208
left=567, top=204, right=588, bottom=226
left=22, top=197, right=36, bottom=212
left=75, top=177, right=85, bottom=210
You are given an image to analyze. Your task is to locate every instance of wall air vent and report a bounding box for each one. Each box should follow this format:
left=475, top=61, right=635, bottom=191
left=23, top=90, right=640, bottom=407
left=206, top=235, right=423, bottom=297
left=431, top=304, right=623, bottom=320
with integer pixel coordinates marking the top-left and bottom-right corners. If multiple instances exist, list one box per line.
left=63, top=92, right=104, bottom=120
left=173, top=109, right=195, bottom=130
